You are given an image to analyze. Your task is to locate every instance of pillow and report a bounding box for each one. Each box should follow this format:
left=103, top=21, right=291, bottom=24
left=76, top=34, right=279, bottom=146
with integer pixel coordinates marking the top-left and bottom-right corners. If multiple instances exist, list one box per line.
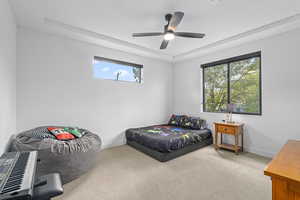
left=63, top=127, right=83, bottom=138
left=25, top=127, right=56, bottom=139
left=181, top=116, right=204, bottom=130
left=168, top=115, right=186, bottom=126
left=47, top=127, right=75, bottom=140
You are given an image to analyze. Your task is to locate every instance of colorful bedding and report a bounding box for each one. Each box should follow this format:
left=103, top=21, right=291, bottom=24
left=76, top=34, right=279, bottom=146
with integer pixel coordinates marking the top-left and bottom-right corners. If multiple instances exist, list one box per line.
left=126, top=125, right=212, bottom=153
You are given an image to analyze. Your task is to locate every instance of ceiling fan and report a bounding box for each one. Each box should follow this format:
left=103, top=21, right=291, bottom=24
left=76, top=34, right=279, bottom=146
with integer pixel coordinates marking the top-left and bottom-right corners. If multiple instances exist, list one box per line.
left=132, top=11, right=205, bottom=49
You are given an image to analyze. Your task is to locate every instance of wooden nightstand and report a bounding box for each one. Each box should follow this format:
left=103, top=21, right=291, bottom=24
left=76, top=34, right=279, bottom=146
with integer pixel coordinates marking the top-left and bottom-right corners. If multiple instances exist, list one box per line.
left=214, top=122, right=244, bottom=155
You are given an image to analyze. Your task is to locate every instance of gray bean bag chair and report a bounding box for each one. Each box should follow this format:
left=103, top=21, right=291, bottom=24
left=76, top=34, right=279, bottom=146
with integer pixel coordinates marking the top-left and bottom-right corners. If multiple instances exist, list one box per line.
left=10, top=126, right=102, bottom=184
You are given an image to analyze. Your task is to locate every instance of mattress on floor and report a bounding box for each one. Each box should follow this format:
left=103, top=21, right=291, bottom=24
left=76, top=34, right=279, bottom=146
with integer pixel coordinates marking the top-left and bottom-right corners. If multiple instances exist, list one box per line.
left=125, top=125, right=212, bottom=153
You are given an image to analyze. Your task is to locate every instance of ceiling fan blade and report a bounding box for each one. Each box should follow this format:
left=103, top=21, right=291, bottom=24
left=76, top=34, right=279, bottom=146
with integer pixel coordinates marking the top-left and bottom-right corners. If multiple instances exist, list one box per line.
left=175, top=32, right=205, bottom=38
left=132, top=32, right=164, bottom=37
left=168, top=11, right=184, bottom=31
left=160, top=40, right=169, bottom=49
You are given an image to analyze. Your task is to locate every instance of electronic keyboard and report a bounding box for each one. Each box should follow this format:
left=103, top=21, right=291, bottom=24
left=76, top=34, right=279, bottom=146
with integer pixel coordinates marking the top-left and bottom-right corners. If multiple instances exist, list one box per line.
left=0, top=151, right=37, bottom=200
left=0, top=151, right=63, bottom=200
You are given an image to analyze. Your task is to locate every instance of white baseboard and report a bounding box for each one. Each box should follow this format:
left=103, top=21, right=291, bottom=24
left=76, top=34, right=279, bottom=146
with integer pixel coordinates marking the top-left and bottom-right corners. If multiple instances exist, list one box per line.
left=243, top=146, right=275, bottom=158
left=101, top=141, right=126, bottom=150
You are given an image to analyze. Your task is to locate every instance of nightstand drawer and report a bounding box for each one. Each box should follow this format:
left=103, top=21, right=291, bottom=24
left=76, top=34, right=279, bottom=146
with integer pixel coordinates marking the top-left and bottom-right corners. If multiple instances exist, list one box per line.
left=217, top=125, right=235, bottom=134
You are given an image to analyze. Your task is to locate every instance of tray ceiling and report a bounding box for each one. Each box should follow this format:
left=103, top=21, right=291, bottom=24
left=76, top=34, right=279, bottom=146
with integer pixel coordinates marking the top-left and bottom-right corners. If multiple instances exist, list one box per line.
left=9, top=0, right=300, bottom=61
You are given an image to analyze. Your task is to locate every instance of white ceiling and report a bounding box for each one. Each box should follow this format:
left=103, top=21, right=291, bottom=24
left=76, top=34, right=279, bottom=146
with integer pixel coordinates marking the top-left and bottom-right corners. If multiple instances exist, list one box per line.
left=9, top=0, right=300, bottom=61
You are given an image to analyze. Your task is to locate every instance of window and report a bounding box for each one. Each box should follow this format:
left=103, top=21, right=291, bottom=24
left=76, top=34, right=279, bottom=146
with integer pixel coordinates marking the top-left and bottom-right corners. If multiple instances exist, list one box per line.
left=93, top=56, right=143, bottom=83
left=201, top=52, right=261, bottom=115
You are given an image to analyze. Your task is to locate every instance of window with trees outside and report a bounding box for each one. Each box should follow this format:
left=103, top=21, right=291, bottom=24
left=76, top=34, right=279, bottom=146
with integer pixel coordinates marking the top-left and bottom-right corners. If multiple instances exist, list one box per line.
left=201, top=52, right=261, bottom=115
left=93, top=56, right=143, bottom=83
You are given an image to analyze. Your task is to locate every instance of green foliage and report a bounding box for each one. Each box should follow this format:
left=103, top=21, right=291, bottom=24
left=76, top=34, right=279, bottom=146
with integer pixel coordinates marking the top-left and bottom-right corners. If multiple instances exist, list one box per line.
left=132, top=67, right=142, bottom=83
left=204, top=57, right=260, bottom=114
left=204, top=64, right=228, bottom=112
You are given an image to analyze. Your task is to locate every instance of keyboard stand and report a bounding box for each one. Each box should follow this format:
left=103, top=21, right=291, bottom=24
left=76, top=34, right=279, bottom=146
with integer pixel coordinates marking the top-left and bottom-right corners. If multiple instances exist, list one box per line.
left=33, top=173, right=63, bottom=200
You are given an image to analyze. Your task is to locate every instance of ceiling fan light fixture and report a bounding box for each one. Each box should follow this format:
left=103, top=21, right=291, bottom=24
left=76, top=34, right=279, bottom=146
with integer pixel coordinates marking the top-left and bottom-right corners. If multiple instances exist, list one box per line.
left=164, top=32, right=175, bottom=40
left=132, top=11, right=205, bottom=49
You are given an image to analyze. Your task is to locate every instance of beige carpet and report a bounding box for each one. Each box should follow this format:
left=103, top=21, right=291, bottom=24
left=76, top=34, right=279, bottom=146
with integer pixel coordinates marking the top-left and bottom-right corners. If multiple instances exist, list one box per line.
left=55, top=145, right=272, bottom=200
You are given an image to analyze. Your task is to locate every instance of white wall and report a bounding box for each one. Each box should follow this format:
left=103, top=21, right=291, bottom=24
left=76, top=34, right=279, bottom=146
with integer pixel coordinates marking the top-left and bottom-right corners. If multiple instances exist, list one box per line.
left=173, top=28, right=300, bottom=157
left=16, top=19, right=300, bottom=157
left=0, top=0, right=17, bottom=154
left=17, top=28, right=173, bottom=149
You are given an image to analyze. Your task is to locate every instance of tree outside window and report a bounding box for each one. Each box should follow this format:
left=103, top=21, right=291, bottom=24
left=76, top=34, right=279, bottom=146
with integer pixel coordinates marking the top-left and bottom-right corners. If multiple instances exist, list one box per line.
left=202, top=52, right=261, bottom=115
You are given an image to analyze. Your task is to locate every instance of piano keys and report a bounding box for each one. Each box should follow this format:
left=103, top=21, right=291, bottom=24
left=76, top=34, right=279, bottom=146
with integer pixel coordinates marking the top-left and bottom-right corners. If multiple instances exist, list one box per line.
left=0, top=151, right=63, bottom=200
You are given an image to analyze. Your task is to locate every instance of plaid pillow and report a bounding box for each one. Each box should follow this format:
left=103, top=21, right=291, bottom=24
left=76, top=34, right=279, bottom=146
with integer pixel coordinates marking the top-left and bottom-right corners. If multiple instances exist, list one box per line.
left=22, top=127, right=56, bottom=139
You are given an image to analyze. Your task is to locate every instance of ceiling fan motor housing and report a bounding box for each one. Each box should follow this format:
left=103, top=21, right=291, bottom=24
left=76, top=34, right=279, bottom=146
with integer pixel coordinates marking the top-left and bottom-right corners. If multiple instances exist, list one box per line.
left=165, top=14, right=172, bottom=23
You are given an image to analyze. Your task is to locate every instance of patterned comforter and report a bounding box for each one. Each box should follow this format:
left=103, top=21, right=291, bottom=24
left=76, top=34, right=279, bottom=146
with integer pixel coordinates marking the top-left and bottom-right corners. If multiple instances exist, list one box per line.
left=126, top=125, right=212, bottom=153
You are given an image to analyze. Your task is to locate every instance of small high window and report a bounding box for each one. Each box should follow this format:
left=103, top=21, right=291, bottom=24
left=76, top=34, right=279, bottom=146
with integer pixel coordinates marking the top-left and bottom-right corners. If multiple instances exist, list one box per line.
left=93, top=56, right=143, bottom=83
left=201, top=52, right=262, bottom=115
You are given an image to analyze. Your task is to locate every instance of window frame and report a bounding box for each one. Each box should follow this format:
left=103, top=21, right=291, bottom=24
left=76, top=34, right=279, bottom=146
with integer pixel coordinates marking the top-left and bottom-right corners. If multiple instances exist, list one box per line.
left=93, top=56, right=143, bottom=83
left=201, top=51, right=262, bottom=116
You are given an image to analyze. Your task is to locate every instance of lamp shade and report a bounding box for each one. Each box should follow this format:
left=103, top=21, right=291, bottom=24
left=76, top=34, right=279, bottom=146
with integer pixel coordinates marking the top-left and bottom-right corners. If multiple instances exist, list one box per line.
left=227, top=103, right=236, bottom=113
